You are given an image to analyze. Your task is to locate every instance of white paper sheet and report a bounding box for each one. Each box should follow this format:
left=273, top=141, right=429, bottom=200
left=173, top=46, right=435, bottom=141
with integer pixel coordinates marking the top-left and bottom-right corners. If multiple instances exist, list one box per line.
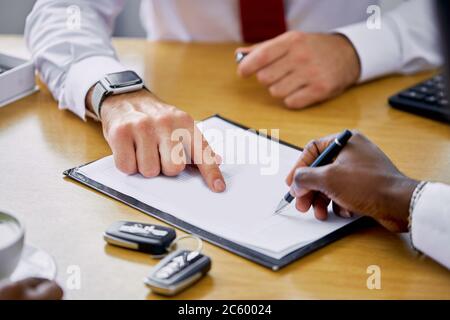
left=78, top=117, right=355, bottom=259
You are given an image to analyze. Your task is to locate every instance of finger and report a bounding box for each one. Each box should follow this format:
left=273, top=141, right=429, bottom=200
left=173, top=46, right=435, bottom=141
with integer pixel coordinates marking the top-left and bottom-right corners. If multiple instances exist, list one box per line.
left=158, top=136, right=186, bottom=176
left=284, top=85, right=327, bottom=109
left=295, top=191, right=314, bottom=213
left=313, top=193, right=330, bottom=221
left=332, top=201, right=343, bottom=217
left=238, top=32, right=293, bottom=77
left=292, top=166, right=331, bottom=197
left=256, top=57, right=296, bottom=87
left=135, top=132, right=161, bottom=178
left=14, top=277, right=46, bottom=288
left=109, top=124, right=137, bottom=175
left=24, top=280, right=63, bottom=300
left=0, top=278, right=46, bottom=300
left=332, top=202, right=352, bottom=218
left=341, top=209, right=353, bottom=218
left=235, top=44, right=257, bottom=55
left=286, top=135, right=336, bottom=186
left=186, top=125, right=225, bottom=193
left=268, top=70, right=308, bottom=98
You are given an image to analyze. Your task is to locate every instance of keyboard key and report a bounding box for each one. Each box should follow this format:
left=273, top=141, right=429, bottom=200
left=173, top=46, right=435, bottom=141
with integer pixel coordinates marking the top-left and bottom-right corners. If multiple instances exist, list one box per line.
left=437, top=82, right=445, bottom=90
left=425, top=95, right=438, bottom=104
left=438, top=99, right=449, bottom=107
left=399, top=90, right=425, bottom=100
left=412, top=85, right=434, bottom=94
left=437, top=91, right=447, bottom=98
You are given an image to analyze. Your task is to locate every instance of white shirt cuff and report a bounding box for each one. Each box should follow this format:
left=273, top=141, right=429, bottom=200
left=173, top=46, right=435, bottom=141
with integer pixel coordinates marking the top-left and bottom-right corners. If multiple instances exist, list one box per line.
left=335, top=20, right=402, bottom=83
left=411, top=182, right=450, bottom=269
left=59, top=56, right=127, bottom=120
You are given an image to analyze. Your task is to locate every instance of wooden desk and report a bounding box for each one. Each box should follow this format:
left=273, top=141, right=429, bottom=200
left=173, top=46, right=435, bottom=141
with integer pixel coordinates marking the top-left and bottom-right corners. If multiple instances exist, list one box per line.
left=1, top=36, right=449, bottom=299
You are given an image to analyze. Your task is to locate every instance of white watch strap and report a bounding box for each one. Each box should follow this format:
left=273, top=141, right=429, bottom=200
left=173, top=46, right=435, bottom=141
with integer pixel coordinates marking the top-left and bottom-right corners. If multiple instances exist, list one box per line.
left=92, top=81, right=108, bottom=119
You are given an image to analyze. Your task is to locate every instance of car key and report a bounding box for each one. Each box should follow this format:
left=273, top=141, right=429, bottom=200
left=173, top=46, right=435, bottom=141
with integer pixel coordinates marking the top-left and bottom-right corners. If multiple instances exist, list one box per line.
left=104, top=221, right=176, bottom=255
left=144, top=249, right=211, bottom=296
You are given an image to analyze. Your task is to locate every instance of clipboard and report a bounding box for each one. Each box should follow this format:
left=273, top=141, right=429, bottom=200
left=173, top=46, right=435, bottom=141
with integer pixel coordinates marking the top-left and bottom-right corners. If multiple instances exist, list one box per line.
left=64, top=114, right=367, bottom=270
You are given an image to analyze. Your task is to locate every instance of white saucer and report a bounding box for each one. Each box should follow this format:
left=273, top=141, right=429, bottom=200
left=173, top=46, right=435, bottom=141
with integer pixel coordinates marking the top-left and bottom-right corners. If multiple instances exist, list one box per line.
left=9, top=245, right=57, bottom=282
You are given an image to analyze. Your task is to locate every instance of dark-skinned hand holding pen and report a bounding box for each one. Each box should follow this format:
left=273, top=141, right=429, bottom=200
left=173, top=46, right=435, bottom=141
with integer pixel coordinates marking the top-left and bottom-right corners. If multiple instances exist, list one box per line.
left=286, top=132, right=419, bottom=233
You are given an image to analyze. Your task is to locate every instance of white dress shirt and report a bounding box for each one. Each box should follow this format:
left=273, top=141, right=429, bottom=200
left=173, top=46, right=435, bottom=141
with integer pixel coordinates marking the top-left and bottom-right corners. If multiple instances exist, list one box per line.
left=411, top=183, right=450, bottom=269
left=25, top=0, right=441, bottom=120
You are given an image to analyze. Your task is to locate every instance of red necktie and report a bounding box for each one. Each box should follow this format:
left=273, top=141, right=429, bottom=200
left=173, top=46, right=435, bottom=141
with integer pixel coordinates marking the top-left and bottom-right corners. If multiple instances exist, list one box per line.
left=239, top=0, right=287, bottom=43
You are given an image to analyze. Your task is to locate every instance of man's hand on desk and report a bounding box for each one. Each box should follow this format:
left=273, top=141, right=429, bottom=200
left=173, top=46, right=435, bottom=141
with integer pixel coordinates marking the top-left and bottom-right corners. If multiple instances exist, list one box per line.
left=0, top=278, right=63, bottom=300
left=286, top=132, right=419, bottom=232
left=237, top=31, right=361, bottom=109
left=85, top=88, right=226, bottom=193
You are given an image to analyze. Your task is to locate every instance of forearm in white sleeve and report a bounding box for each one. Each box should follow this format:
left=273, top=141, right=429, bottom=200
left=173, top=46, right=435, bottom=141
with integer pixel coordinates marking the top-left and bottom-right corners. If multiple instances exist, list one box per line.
left=335, top=0, right=443, bottom=82
left=411, top=182, right=450, bottom=269
left=25, top=0, right=128, bottom=120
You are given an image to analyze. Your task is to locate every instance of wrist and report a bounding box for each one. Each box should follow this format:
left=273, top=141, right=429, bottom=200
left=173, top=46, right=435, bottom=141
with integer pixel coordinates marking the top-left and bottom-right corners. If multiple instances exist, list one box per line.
left=333, top=34, right=361, bottom=86
left=100, top=89, right=149, bottom=119
left=99, top=88, right=158, bottom=120
left=386, top=176, right=419, bottom=230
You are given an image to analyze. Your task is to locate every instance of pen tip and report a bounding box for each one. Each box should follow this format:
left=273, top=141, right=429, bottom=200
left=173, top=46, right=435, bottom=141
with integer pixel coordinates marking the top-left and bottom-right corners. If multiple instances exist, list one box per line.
left=273, top=201, right=286, bottom=215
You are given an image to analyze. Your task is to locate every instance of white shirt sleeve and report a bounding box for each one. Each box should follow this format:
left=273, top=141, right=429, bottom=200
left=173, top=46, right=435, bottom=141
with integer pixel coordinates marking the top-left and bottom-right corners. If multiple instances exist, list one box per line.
left=25, top=0, right=129, bottom=120
left=335, top=0, right=443, bottom=82
left=411, top=182, right=450, bottom=269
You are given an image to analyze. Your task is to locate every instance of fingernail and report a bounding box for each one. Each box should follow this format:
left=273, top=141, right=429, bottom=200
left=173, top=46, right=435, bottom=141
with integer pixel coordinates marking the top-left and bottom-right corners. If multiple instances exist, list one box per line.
left=341, top=210, right=352, bottom=218
left=213, top=179, right=226, bottom=192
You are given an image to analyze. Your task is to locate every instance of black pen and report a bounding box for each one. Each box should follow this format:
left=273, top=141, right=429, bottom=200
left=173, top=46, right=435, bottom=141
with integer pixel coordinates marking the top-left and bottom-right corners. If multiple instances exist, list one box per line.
left=274, top=129, right=353, bottom=214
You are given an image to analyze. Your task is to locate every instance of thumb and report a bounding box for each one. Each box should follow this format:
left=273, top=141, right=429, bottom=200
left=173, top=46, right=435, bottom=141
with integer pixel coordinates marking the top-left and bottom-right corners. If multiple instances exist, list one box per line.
left=291, top=166, right=333, bottom=197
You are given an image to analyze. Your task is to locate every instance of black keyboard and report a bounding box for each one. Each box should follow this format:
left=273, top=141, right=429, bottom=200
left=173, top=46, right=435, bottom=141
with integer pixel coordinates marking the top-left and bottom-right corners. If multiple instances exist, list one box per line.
left=388, top=74, right=450, bottom=123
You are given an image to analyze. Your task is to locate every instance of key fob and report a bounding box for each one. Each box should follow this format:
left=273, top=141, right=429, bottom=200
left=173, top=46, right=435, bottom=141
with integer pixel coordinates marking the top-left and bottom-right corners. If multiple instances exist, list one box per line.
left=104, top=221, right=176, bottom=255
left=144, top=249, right=211, bottom=296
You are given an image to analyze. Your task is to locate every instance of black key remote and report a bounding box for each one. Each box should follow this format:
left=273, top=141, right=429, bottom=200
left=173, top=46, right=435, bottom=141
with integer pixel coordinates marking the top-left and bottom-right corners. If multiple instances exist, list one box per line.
left=104, top=221, right=176, bottom=255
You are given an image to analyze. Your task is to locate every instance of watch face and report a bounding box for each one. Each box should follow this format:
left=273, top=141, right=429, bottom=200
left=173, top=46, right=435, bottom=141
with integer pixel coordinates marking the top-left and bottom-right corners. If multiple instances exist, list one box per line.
left=105, top=71, right=142, bottom=88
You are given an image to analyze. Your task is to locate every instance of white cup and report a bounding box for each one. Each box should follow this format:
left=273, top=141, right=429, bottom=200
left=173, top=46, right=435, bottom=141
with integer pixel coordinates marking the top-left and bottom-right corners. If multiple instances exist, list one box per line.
left=0, top=211, right=25, bottom=280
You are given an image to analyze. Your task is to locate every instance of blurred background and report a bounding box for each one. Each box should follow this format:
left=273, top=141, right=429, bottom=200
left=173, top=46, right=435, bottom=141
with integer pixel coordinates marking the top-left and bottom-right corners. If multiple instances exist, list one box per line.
left=0, top=0, right=145, bottom=37
left=0, top=0, right=401, bottom=37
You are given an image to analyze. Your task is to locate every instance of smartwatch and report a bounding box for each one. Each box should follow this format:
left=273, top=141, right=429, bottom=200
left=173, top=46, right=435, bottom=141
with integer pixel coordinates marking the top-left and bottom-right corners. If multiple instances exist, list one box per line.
left=91, top=70, right=145, bottom=119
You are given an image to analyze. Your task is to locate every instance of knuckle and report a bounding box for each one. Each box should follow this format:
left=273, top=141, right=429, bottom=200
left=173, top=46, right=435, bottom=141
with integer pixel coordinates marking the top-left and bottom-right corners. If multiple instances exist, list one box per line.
left=110, top=123, right=132, bottom=141
left=116, top=159, right=136, bottom=175
left=293, top=51, right=309, bottom=64
left=175, top=110, right=193, bottom=124
left=140, top=165, right=160, bottom=178
left=269, top=85, right=283, bottom=98
left=314, top=81, right=333, bottom=96
left=352, top=130, right=363, bottom=139
left=352, top=130, right=369, bottom=144
left=163, top=163, right=186, bottom=177
left=294, top=168, right=304, bottom=184
left=255, top=50, right=269, bottom=66
left=256, top=70, right=271, bottom=85
left=284, top=97, right=299, bottom=109
left=134, top=116, right=153, bottom=132
left=305, top=139, right=321, bottom=154
left=154, top=112, right=174, bottom=127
